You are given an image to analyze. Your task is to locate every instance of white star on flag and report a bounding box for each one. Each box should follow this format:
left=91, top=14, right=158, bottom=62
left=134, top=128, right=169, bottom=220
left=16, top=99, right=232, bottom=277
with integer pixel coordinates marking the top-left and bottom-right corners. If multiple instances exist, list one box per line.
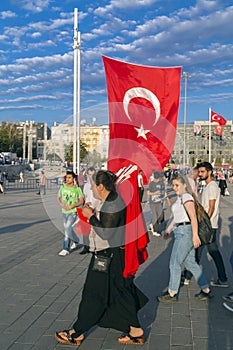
left=134, top=124, right=150, bottom=140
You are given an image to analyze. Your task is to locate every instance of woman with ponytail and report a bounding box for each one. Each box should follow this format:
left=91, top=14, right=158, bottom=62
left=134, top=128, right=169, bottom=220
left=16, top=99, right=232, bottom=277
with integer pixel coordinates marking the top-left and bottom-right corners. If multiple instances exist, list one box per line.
left=158, top=173, right=213, bottom=303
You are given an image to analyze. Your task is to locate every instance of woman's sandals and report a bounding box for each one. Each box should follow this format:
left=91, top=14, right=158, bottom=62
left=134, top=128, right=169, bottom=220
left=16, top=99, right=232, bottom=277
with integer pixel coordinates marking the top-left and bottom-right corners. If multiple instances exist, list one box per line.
left=55, top=329, right=84, bottom=346
left=118, top=332, right=145, bottom=345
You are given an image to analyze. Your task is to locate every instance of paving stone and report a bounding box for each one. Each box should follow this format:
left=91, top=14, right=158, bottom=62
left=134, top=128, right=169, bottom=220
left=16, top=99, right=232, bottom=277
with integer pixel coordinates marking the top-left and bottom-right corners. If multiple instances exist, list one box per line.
left=0, top=189, right=232, bottom=350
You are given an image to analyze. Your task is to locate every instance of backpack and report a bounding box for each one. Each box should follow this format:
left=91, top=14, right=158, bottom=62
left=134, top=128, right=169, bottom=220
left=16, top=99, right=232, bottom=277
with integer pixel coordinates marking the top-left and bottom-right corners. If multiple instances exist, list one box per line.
left=182, top=197, right=214, bottom=246
left=194, top=201, right=214, bottom=245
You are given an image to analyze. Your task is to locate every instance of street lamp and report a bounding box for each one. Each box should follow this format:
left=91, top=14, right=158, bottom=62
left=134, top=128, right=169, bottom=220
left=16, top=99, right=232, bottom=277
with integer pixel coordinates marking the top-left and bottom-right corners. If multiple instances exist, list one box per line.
left=182, top=72, right=191, bottom=169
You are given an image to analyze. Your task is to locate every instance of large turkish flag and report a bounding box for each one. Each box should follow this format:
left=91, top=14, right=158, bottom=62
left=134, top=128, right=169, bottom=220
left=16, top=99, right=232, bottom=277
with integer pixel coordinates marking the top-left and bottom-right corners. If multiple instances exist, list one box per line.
left=103, top=56, right=181, bottom=277
left=103, top=56, right=181, bottom=180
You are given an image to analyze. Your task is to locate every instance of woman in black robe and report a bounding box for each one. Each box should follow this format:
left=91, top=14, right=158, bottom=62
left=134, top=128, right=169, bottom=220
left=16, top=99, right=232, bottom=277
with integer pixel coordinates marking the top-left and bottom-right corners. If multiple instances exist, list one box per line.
left=55, top=170, right=148, bottom=346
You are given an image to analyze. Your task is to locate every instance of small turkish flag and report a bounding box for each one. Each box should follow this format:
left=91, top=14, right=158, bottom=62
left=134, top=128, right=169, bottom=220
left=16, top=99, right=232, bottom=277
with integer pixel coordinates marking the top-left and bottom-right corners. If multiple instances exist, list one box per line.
left=210, top=110, right=227, bottom=126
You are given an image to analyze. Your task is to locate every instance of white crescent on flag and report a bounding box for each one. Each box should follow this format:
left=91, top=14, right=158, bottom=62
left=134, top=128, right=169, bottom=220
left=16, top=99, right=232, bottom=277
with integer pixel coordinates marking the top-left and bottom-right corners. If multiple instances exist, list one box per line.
left=212, top=114, right=219, bottom=121
left=123, top=87, right=160, bottom=126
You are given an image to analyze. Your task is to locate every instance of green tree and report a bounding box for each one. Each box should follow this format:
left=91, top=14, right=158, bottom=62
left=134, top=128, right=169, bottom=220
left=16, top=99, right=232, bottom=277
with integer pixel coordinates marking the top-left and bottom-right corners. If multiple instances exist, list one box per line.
left=65, top=141, right=88, bottom=162
left=0, top=122, right=23, bottom=156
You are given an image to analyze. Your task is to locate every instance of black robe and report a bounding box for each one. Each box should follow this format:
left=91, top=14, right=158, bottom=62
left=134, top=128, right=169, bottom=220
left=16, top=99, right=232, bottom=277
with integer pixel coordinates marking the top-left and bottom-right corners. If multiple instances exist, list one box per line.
left=72, top=191, right=148, bottom=336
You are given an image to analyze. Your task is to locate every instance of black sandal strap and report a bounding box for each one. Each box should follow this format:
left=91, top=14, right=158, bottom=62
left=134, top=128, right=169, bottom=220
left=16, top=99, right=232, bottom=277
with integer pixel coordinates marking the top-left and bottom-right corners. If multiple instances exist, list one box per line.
left=119, top=332, right=143, bottom=343
left=60, top=330, right=77, bottom=344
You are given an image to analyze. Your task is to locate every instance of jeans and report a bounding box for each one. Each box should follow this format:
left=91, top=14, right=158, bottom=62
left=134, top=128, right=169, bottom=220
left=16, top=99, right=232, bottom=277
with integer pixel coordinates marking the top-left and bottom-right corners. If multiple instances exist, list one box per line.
left=169, top=225, right=209, bottom=294
left=139, top=187, right=144, bottom=202
left=184, top=229, right=227, bottom=282
left=149, top=201, right=164, bottom=233
left=38, top=185, right=46, bottom=195
left=62, top=212, right=79, bottom=251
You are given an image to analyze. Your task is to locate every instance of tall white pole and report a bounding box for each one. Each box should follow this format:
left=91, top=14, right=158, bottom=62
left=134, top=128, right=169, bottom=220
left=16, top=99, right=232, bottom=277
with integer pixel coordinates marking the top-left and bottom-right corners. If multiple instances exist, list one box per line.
left=23, top=122, right=26, bottom=161
left=208, top=107, right=211, bottom=163
left=182, top=72, right=190, bottom=169
left=73, top=8, right=81, bottom=174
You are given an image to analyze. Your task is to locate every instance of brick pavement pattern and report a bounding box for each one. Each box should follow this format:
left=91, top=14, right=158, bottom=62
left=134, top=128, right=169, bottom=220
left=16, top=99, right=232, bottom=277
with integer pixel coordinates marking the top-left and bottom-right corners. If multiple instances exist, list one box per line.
left=0, top=186, right=233, bottom=350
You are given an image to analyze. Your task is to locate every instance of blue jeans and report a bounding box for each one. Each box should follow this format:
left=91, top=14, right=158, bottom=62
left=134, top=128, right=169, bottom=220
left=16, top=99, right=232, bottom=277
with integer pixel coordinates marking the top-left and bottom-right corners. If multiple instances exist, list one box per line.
left=169, top=225, right=209, bottom=294
left=62, top=212, right=79, bottom=251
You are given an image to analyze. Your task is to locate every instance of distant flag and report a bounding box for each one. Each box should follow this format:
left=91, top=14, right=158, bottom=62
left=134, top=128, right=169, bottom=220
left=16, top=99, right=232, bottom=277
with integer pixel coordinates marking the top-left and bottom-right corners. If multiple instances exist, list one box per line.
left=210, top=110, right=227, bottom=126
left=215, top=125, right=223, bottom=136
left=194, top=124, right=201, bottom=136
left=103, top=56, right=181, bottom=277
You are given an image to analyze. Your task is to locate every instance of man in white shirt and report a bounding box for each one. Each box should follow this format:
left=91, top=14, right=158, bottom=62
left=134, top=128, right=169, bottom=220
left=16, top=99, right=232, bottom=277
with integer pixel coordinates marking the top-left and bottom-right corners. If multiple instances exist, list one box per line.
left=197, top=162, right=228, bottom=287
left=137, top=170, right=144, bottom=203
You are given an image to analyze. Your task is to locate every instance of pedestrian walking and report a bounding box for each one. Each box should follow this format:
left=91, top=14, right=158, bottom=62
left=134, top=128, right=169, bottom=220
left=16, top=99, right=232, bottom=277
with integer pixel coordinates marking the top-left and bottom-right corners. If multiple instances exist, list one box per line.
left=55, top=170, right=148, bottom=346
left=37, top=171, right=46, bottom=195
left=218, top=172, right=227, bottom=196
left=79, top=166, right=100, bottom=255
left=183, top=162, right=228, bottom=287
left=137, top=169, right=144, bottom=203
left=147, top=171, right=165, bottom=237
left=56, top=171, right=84, bottom=256
left=19, top=170, right=24, bottom=183
left=0, top=170, right=5, bottom=194
left=158, top=173, right=213, bottom=303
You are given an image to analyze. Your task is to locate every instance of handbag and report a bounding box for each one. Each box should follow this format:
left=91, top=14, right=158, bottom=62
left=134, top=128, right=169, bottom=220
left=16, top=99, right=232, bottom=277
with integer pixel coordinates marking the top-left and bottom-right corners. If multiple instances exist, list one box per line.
left=91, top=235, right=113, bottom=273
left=224, top=188, right=230, bottom=196
left=92, top=253, right=113, bottom=273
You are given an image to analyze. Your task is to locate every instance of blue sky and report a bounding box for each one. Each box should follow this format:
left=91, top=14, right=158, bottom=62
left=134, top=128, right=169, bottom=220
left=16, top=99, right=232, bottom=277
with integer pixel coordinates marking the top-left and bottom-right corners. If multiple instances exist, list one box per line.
left=0, top=0, right=232, bottom=127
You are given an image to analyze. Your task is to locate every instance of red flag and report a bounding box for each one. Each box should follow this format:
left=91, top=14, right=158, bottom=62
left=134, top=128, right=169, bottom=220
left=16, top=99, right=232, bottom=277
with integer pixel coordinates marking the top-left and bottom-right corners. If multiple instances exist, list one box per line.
left=76, top=208, right=91, bottom=236
left=103, top=56, right=181, bottom=277
left=215, top=125, right=223, bottom=136
left=103, top=56, right=181, bottom=179
left=210, top=110, right=227, bottom=126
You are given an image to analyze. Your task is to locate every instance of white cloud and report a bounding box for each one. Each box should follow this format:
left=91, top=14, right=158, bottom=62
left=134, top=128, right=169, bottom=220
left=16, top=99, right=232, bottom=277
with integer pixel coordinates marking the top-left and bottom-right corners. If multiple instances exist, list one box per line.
left=0, top=11, right=17, bottom=19
left=28, top=32, right=41, bottom=38
left=0, top=104, right=42, bottom=110
left=0, top=95, right=57, bottom=104
left=15, top=0, right=51, bottom=13
left=94, top=0, right=158, bottom=15
left=27, top=40, right=56, bottom=49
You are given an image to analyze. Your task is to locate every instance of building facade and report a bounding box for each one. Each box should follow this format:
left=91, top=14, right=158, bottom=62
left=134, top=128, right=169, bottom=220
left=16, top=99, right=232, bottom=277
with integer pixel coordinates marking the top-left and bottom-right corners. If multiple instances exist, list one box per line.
left=37, top=120, right=233, bottom=167
left=46, top=122, right=109, bottom=162
left=172, top=121, right=233, bottom=166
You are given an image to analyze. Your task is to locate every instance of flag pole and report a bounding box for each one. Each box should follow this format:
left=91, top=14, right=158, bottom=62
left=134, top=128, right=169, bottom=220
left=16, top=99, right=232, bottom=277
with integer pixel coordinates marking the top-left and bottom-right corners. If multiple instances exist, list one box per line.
left=182, top=72, right=190, bottom=169
left=208, top=107, right=211, bottom=163
left=73, top=8, right=81, bottom=175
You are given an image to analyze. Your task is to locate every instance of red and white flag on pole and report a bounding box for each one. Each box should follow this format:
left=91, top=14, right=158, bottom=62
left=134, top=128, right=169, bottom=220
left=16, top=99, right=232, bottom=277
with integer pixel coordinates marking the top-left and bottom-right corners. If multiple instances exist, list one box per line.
left=103, top=56, right=181, bottom=277
left=210, top=110, right=227, bottom=126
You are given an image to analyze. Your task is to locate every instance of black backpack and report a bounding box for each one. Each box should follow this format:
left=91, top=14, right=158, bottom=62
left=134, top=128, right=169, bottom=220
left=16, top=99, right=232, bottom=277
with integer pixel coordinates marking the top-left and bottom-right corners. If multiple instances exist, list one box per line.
left=194, top=201, right=214, bottom=245
left=182, top=197, right=214, bottom=246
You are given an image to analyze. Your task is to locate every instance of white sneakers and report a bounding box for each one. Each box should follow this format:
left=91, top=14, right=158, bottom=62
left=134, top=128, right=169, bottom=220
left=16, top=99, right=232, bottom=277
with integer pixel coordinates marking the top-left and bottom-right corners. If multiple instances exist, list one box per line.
left=58, top=249, right=70, bottom=256
left=70, top=242, right=78, bottom=250
left=148, top=224, right=161, bottom=236
left=153, top=231, right=161, bottom=237
left=148, top=224, right=153, bottom=232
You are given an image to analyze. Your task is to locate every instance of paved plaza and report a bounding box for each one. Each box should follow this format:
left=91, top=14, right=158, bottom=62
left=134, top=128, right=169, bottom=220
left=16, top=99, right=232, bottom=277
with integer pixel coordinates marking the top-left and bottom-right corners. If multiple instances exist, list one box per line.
left=0, top=184, right=233, bottom=350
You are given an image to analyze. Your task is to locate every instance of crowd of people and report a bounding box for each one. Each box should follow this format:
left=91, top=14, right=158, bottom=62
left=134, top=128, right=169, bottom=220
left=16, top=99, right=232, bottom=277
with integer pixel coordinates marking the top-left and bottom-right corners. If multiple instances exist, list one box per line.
left=53, top=161, right=232, bottom=347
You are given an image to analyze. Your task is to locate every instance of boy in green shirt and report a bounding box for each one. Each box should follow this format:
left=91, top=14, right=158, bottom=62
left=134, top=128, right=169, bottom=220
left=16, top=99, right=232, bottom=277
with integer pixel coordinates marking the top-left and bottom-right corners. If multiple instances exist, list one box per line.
left=57, top=171, right=84, bottom=256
